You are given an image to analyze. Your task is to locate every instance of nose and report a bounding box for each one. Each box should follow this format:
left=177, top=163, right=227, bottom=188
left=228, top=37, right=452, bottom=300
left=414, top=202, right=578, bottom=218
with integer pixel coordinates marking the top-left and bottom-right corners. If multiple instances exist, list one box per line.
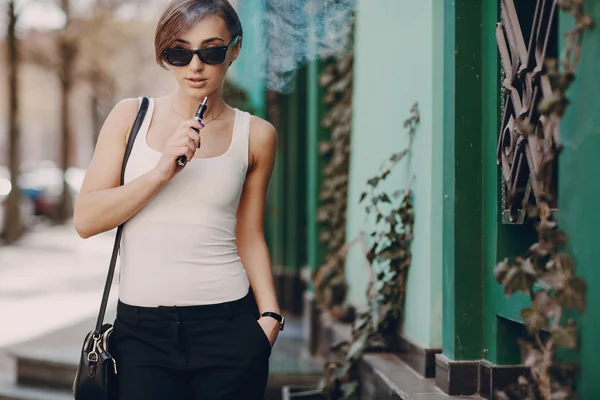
left=188, top=52, right=204, bottom=71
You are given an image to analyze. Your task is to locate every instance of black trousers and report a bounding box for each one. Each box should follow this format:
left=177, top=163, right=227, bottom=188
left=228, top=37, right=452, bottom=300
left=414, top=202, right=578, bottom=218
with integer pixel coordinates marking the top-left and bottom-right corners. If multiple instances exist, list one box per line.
left=110, top=291, right=271, bottom=400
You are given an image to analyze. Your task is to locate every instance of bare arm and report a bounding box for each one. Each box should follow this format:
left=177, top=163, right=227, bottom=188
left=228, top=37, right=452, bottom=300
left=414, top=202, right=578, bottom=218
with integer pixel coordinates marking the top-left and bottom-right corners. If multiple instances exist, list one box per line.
left=74, top=98, right=200, bottom=238
left=236, top=117, right=280, bottom=340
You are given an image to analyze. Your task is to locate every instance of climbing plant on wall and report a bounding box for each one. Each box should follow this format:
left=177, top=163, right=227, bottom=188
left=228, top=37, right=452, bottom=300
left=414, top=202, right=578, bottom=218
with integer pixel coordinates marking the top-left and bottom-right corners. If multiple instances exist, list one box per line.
left=313, top=50, right=355, bottom=322
left=312, top=104, right=419, bottom=400
left=494, top=2, right=594, bottom=399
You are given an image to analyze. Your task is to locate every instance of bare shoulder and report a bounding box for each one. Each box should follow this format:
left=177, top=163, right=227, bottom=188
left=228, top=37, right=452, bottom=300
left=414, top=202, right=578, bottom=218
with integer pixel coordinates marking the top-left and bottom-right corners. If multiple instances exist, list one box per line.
left=112, top=97, right=140, bottom=116
left=248, top=115, right=277, bottom=147
left=106, top=98, right=141, bottom=144
left=247, top=115, right=277, bottom=170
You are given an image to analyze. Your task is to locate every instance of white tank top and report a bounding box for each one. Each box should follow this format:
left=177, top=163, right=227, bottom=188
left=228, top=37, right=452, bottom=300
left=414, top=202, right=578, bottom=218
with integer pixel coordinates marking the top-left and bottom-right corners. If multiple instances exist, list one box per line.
left=119, top=97, right=251, bottom=307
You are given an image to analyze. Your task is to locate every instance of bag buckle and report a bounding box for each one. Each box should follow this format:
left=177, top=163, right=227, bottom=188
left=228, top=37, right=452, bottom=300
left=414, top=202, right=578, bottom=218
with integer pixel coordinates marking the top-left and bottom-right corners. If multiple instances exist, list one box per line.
left=87, top=336, right=100, bottom=363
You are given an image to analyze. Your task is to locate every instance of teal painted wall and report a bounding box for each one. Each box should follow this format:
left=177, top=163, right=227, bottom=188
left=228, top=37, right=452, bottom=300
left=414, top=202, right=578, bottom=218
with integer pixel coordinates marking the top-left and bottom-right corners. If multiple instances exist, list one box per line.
left=345, top=0, right=444, bottom=349
left=229, top=0, right=266, bottom=117
left=559, top=5, right=600, bottom=398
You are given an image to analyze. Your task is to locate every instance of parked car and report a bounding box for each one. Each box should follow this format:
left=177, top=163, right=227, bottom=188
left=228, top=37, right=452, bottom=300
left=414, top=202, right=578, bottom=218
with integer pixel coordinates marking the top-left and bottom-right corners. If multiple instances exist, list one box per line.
left=0, top=166, right=36, bottom=232
left=0, top=163, right=85, bottom=231
left=16, top=161, right=85, bottom=218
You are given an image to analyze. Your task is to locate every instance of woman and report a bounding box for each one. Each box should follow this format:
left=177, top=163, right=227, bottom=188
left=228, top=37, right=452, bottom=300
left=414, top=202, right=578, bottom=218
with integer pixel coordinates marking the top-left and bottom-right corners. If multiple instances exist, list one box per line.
left=73, top=0, right=283, bottom=398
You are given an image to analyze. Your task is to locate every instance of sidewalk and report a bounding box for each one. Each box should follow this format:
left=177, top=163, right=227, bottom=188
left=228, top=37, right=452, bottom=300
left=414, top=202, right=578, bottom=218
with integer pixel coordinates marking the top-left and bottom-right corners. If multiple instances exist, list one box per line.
left=0, top=222, right=119, bottom=350
left=0, top=223, right=323, bottom=399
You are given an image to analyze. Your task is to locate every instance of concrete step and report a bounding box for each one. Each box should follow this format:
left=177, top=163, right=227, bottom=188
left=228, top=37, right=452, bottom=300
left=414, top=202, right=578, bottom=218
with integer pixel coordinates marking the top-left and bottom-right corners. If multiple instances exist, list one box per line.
left=4, top=310, right=323, bottom=397
left=0, top=375, right=72, bottom=400
left=7, top=310, right=116, bottom=391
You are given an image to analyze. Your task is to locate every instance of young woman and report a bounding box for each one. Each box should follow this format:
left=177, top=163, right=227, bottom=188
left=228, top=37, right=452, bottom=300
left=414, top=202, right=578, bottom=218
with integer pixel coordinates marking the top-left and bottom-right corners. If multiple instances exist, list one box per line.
left=73, top=0, right=283, bottom=398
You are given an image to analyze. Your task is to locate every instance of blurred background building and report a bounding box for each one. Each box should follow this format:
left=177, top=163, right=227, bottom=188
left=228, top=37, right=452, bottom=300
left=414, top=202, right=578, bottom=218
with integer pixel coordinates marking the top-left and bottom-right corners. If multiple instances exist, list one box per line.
left=2, top=0, right=600, bottom=399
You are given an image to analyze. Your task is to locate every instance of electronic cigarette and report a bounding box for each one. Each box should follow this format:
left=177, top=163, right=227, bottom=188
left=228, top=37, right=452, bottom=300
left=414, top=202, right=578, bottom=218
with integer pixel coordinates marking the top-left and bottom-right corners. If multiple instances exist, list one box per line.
left=176, top=96, right=208, bottom=166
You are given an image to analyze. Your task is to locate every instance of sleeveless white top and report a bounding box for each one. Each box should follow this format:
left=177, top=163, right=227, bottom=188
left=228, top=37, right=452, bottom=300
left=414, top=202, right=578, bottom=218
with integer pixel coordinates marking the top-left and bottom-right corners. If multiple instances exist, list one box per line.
left=119, top=98, right=251, bottom=307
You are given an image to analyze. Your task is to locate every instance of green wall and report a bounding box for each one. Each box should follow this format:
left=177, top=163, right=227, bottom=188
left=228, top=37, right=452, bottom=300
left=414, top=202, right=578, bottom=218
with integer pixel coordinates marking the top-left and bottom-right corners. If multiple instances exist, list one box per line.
left=559, top=4, right=600, bottom=398
left=228, top=0, right=266, bottom=118
left=441, top=0, right=484, bottom=361
left=345, top=0, right=444, bottom=349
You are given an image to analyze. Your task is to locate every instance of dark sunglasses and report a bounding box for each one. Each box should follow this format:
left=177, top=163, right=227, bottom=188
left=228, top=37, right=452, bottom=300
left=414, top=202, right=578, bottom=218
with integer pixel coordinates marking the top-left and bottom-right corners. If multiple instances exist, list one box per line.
left=163, top=36, right=240, bottom=66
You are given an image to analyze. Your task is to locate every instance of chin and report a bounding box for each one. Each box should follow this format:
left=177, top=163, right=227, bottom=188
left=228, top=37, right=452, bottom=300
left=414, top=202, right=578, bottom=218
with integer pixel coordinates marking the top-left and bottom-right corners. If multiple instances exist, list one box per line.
left=185, top=86, right=217, bottom=100
left=181, top=86, right=203, bottom=96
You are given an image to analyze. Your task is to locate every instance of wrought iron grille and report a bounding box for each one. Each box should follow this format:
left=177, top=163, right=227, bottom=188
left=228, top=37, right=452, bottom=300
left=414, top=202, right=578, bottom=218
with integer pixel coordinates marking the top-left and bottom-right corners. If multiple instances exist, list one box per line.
left=496, top=0, right=559, bottom=224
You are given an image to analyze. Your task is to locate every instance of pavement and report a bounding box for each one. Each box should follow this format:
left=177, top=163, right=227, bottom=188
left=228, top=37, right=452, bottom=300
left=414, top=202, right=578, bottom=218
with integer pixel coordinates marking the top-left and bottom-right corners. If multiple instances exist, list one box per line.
left=0, top=222, right=119, bottom=350
left=0, top=222, right=323, bottom=396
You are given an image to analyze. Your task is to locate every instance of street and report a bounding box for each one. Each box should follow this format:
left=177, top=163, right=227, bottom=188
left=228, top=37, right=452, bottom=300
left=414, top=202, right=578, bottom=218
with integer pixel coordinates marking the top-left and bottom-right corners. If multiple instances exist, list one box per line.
left=0, top=222, right=118, bottom=349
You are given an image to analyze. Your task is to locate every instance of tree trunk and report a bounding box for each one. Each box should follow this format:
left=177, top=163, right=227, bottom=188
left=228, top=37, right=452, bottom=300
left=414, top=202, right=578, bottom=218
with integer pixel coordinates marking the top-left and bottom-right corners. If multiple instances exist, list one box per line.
left=56, top=0, right=74, bottom=223
left=2, top=0, right=24, bottom=243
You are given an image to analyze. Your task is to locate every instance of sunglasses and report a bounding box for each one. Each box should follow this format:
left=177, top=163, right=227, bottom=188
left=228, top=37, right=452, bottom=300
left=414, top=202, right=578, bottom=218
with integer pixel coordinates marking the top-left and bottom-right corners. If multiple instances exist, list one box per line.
left=163, top=36, right=240, bottom=66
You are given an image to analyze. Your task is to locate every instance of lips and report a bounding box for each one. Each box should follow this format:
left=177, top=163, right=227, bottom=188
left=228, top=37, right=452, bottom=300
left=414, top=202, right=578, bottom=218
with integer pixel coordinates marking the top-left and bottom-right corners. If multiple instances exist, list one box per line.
left=185, top=77, right=208, bottom=88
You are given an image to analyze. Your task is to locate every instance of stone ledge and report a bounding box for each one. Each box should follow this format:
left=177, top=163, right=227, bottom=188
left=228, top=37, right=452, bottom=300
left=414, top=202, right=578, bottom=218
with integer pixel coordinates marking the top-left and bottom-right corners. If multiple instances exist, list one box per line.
left=360, top=353, right=482, bottom=400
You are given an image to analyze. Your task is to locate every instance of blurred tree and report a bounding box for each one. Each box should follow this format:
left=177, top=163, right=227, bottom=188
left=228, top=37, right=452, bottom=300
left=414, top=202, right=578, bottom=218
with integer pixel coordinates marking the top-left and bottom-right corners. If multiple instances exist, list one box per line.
left=54, top=0, right=76, bottom=223
left=2, top=0, right=25, bottom=243
left=20, top=0, right=141, bottom=222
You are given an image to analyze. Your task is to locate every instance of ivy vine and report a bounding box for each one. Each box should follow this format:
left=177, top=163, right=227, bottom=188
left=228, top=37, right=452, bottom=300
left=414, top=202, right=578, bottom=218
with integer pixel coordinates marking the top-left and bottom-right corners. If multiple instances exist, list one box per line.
left=494, top=2, right=594, bottom=400
left=314, top=51, right=355, bottom=322
left=313, top=104, right=419, bottom=400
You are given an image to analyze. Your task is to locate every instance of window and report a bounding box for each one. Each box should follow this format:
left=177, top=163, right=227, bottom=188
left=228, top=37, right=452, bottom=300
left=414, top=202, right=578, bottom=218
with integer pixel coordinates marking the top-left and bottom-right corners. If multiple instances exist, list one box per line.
left=496, top=0, right=559, bottom=224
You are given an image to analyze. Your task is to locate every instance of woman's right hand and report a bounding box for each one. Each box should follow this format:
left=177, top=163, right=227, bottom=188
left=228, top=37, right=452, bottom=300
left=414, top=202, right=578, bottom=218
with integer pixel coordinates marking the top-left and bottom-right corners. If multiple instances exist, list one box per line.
left=153, top=119, right=202, bottom=182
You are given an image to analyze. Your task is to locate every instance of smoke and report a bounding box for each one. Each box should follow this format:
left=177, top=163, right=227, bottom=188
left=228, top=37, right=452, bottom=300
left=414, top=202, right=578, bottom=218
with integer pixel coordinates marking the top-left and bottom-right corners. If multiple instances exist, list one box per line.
left=260, top=0, right=355, bottom=93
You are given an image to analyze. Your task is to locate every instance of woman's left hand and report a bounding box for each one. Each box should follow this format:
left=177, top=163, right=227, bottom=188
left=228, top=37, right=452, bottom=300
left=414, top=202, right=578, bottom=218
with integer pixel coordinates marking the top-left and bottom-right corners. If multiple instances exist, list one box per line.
left=257, top=316, right=280, bottom=347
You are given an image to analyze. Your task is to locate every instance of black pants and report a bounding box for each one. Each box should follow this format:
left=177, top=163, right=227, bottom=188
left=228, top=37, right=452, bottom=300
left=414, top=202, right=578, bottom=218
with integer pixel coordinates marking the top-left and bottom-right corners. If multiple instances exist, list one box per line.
left=110, top=291, right=271, bottom=400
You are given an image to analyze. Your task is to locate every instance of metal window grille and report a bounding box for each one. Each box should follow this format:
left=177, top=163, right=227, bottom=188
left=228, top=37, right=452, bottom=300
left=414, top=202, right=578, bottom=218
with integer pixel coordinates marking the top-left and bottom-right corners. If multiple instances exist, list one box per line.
left=496, top=0, right=559, bottom=224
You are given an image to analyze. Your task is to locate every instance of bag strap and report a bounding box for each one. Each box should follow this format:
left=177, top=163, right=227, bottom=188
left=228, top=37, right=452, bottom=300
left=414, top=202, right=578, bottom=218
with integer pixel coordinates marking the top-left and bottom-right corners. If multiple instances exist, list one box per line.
left=93, top=96, right=149, bottom=337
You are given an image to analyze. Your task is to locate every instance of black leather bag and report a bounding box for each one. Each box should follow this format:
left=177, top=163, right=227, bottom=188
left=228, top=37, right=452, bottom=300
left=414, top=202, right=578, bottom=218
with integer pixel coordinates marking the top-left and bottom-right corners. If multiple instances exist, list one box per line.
left=72, top=97, right=149, bottom=400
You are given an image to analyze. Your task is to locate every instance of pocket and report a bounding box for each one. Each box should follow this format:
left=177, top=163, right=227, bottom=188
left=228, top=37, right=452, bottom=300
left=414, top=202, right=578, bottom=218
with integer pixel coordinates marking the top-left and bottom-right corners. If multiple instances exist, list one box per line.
left=252, top=317, right=272, bottom=354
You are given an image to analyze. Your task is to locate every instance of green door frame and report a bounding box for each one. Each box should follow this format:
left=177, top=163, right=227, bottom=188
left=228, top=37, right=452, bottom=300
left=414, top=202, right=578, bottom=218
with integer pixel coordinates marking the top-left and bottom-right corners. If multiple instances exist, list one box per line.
left=445, top=0, right=573, bottom=366
left=442, top=0, right=485, bottom=361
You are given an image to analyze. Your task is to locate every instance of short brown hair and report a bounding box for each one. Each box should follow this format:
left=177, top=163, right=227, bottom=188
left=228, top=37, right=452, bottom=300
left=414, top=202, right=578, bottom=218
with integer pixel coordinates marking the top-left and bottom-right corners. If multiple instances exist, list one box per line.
left=155, top=0, right=243, bottom=68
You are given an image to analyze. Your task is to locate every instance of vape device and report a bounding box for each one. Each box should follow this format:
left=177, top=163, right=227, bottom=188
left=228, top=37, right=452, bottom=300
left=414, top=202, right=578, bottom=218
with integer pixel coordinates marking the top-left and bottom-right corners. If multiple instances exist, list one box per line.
left=176, top=96, right=208, bottom=166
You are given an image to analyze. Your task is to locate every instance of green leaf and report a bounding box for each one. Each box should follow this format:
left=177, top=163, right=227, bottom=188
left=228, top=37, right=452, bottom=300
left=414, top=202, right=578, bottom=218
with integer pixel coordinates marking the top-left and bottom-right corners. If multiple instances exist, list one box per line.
left=359, top=192, right=368, bottom=203
left=520, top=308, right=548, bottom=334
left=551, top=319, right=578, bottom=349
left=376, top=214, right=383, bottom=224
left=380, top=193, right=391, bottom=203
left=555, top=276, right=587, bottom=312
